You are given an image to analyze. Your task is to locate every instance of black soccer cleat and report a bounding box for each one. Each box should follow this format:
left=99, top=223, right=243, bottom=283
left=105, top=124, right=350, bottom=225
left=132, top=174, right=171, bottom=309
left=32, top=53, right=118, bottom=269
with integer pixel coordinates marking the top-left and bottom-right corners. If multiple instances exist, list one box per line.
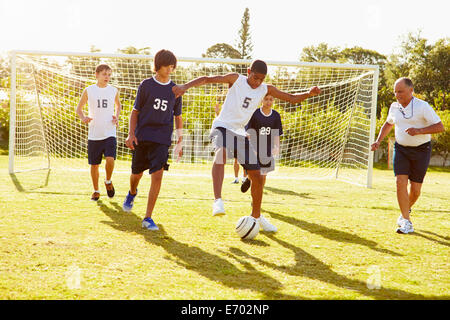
left=105, top=181, right=115, bottom=198
left=91, top=192, right=100, bottom=201
left=241, top=178, right=251, bottom=193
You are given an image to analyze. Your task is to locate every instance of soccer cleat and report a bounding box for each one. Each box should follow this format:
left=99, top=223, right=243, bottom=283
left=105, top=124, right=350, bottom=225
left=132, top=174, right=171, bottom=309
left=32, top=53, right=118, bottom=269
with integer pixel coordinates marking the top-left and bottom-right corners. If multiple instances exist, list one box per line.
left=396, top=219, right=414, bottom=234
left=258, top=215, right=277, bottom=232
left=397, top=215, right=405, bottom=227
left=91, top=192, right=100, bottom=201
left=105, top=181, right=115, bottom=198
left=241, top=178, right=251, bottom=193
left=212, top=198, right=225, bottom=216
left=231, top=178, right=239, bottom=184
left=142, top=217, right=159, bottom=231
left=397, top=209, right=411, bottom=227
left=122, top=190, right=137, bottom=212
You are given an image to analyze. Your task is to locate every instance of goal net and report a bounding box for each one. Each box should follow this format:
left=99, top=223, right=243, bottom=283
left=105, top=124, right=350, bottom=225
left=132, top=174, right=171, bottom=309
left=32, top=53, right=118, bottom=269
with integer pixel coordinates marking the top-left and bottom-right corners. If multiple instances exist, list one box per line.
left=9, top=51, right=379, bottom=187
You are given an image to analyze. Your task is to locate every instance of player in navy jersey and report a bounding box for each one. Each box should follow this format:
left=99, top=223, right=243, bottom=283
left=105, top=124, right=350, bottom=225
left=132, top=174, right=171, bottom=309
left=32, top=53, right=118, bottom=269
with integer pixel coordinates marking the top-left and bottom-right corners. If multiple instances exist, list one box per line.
left=241, top=93, right=282, bottom=199
left=122, top=49, right=183, bottom=231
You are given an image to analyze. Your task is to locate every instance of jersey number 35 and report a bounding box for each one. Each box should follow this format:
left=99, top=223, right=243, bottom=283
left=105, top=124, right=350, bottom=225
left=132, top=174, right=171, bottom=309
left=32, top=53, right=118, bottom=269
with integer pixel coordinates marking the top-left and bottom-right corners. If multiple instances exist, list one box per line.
left=153, top=98, right=168, bottom=111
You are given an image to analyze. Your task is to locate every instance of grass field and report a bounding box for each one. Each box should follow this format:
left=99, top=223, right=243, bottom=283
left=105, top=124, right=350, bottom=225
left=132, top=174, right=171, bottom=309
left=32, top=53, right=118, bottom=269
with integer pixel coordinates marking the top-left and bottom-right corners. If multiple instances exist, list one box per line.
left=0, top=155, right=449, bottom=299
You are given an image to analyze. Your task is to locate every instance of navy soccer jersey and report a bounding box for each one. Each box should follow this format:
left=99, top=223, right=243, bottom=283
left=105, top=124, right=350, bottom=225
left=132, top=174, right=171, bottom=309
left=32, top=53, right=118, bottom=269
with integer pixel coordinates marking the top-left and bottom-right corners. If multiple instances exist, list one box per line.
left=245, top=108, right=283, bottom=158
left=133, top=77, right=182, bottom=146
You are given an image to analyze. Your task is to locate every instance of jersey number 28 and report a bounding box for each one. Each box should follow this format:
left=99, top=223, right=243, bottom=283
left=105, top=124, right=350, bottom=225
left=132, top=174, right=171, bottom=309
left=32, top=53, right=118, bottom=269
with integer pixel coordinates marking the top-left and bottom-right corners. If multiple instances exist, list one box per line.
left=260, top=127, right=271, bottom=135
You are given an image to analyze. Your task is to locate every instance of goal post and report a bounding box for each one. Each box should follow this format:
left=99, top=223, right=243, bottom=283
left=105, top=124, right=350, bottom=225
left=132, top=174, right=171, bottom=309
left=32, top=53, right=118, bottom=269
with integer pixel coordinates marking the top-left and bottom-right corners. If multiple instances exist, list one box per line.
left=8, top=51, right=16, bottom=174
left=9, top=50, right=379, bottom=187
left=367, top=65, right=379, bottom=188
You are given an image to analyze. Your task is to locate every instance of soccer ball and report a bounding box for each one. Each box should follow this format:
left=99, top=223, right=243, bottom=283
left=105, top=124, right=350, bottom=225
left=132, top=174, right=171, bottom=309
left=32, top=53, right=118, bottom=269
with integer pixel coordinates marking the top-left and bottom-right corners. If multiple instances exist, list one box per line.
left=235, top=216, right=260, bottom=240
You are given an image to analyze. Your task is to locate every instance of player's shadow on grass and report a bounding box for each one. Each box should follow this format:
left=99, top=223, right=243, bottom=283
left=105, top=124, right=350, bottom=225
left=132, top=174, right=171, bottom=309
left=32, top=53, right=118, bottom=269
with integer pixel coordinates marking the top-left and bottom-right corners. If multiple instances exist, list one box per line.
left=264, top=186, right=313, bottom=198
left=228, top=234, right=449, bottom=300
left=411, top=230, right=450, bottom=247
left=95, top=200, right=303, bottom=299
left=419, top=230, right=450, bottom=241
left=262, top=209, right=402, bottom=257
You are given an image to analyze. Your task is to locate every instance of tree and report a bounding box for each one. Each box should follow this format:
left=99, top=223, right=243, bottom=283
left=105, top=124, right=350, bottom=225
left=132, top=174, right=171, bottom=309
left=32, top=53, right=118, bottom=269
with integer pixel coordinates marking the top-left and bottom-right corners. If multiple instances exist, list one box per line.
left=410, top=38, right=450, bottom=110
left=112, top=46, right=152, bottom=91
left=68, top=46, right=102, bottom=77
left=340, top=47, right=386, bottom=65
left=0, top=55, right=9, bottom=87
left=89, top=45, right=101, bottom=53
left=433, top=110, right=450, bottom=166
left=202, top=43, right=242, bottom=59
left=203, top=9, right=253, bottom=74
left=117, top=46, right=150, bottom=55
left=300, top=43, right=340, bottom=63
left=236, top=7, right=253, bottom=60
left=385, top=32, right=449, bottom=111
left=300, top=43, right=390, bottom=116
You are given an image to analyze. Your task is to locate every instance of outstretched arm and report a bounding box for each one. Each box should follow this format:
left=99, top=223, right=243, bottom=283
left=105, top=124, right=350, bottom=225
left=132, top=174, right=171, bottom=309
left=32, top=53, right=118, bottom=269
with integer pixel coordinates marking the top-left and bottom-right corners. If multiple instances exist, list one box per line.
left=172, top=73, right=239, bottom=98
left=267, top=85, right=321, bottom=104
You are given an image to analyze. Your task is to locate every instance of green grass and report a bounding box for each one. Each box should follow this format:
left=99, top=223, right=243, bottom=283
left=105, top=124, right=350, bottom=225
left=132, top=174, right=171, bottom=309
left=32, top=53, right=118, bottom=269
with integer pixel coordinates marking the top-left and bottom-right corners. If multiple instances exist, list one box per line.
left=0, top=155, right=449, bottom=299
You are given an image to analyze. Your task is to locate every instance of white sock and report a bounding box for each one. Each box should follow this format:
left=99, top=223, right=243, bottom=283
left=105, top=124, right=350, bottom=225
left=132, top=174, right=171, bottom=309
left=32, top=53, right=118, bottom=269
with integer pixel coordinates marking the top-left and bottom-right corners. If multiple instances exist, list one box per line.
left=105, top=179, right=112, bottom=184
left=215, top=198, right=222, bottom=202
left=94, top=190, right=100, bottom=193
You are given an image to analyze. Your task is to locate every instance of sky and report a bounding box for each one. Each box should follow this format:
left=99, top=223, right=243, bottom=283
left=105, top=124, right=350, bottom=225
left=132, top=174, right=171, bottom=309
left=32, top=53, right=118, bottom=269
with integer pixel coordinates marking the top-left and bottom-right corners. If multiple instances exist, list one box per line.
left=0, top=0, right=449, bottom=61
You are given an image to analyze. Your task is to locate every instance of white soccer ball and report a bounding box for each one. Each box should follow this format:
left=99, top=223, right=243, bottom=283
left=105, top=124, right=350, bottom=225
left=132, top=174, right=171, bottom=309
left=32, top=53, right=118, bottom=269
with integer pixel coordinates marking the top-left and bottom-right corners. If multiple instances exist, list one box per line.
left=235, top=216, right=260, bottom=240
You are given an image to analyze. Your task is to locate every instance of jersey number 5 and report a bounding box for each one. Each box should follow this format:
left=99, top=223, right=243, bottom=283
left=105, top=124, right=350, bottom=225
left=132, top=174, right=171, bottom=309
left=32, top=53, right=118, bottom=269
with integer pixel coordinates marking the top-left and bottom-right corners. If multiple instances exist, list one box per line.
left=242, top=97, right=252, bottom=108
left=154, top=98, right=168, bottom=111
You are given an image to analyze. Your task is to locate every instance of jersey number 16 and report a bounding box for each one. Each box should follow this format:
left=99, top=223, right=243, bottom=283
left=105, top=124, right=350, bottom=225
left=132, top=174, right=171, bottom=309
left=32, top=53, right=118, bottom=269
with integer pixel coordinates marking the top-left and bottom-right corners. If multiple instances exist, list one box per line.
left=97, top=99, right=108, bottom=108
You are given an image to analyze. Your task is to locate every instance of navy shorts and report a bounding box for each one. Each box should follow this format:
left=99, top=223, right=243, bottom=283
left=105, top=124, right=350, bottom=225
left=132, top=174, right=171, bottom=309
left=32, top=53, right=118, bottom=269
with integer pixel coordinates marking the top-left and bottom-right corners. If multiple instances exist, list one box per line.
left=131, top=141, right=170, bottom=175
left=210, top=127, right=260, bottom=171
left=393, top=141, right=431, bottom=183
left=88, top=137, right=117, bottom=165
left=259, top=155, right=275, bottom=175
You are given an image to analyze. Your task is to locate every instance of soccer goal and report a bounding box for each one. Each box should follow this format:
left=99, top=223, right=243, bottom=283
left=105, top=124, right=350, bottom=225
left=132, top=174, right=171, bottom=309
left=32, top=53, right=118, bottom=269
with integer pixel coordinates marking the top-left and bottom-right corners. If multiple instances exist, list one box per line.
left=9, top=50, right=379, bottom=187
